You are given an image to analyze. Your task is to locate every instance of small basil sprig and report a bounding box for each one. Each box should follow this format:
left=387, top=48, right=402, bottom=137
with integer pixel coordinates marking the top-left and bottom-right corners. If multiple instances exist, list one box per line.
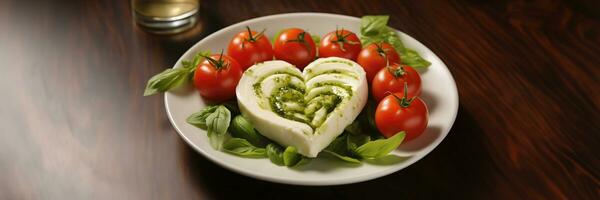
left=186, top=105, right=231, bottom=150
left=186, top=105, right=219, bottom=130
left=143, top=51, right=210, bottom=96
left=230, top=115, right=269, bottom=147
left=266, top=144, right=306, bottom=167
left=205, top=106, right=231, bottom=150
left=359, top=16, right=431, bottom=68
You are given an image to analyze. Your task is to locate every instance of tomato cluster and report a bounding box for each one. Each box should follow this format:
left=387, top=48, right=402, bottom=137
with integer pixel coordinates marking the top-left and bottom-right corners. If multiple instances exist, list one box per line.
left=191, top=26, right=428, bottom=141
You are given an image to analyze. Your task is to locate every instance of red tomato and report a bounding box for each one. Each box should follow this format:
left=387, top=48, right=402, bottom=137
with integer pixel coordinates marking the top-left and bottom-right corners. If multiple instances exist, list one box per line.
left=356, top=43, right=400, bottom=83
left=375, top=88, right=428, bottom=141
left=193, top=53, right=243, bottom=102
left=273, top=28, right=316, bottom=69
left=371, top=64, right=422, bottom=102
left=318, top=29, right=362, bottom=60
left=227, top=26, right=273, bottom=70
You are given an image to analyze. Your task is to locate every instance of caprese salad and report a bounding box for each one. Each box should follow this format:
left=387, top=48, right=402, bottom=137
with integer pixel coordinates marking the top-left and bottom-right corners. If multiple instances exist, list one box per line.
left=145, top=16, right=431, bottom=167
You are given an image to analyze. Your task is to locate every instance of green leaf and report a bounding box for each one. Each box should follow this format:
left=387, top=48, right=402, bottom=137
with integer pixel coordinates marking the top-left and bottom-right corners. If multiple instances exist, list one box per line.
left=205, top=106, right=231, bottom=150
left=311, top=35, right=320, bottom=45
left=360, top=15, right=390, bottom=37
left=144, top=51, right=210, bottom=96
left=143, top=67, right=190, bottom=96
left=222, top=138, right=267, bottom=158
left=357, top=100, right=385, bottom=140
left=183, top=51, right=211, bottom=70
left=355, top=131, right=406, bottom=159
left=266, top=143, right=285, bottom=166
left=266, top=144, right=305, bottom=167
left=323, top=150, right=361, bottom=163
left=399, top=48, right=431, bottom=68
left=283, top=146, right=303, bottom=166
left=325, top=134, right=348, bottom=153
left=271, top=29, right=284, bottom=45
left=323, top=134, right=362, bottom=163
left=186, top=105, right=219, bottom=130
left=359, top=15, right=431, bottom=68
left=344, top=120, right=362, bottom=135
left=347, top=133, right=370, bottom=152
left=223, top=101, right=240, bottom=116
left=230, top=115, right=269, bottom=147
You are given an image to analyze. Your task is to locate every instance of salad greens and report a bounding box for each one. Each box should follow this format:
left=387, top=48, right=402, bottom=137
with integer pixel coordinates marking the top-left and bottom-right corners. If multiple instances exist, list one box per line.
left=360, top=15, right=431, bottom=68
left=186, top=103, right=406, bottom=167
left=186, top=104, right=306, bottom=166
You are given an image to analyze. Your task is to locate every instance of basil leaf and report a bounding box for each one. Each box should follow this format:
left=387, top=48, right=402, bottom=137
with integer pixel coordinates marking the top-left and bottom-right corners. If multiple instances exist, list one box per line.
left=359, top=99, right=379, bottom=135
left=143, top=67, right=190, bottom=96
left=355, top=131, right=405, bottom=159
left=205, top=106, right=231, bottom=150
left=266, top=144, right=305, bottom=167
left=223, top=101, right=240, bottom=116
left=323, top=134, right=362, bottom=163
left=283, top=146, right=303, bottom=166
left=144, top=51, right=210, bottom=96
left=399, top=48, right=431, bottom=68
left=182, top=51, right=211, bottom=71
left=271, top=29, right=284, bottom=45
left=344, top=120, right=362, bottom=135
left=186, top=105, right=219, bottom=130
left=360, top=15, right=389, bottom=37
left=266, top=143, right=285, bottom=166
left=325, top=134, right=348, bottom=153
left=222, top=138, right=267, bottom=158
left=323, top=150, right=361, bottom=163
left=311, top=35, right=320, bottom=45
left=347, top=133, right=370, bottom=152
left=230, top=115, right=269, bottom=147
left=359, top=15, right=431, bottom=68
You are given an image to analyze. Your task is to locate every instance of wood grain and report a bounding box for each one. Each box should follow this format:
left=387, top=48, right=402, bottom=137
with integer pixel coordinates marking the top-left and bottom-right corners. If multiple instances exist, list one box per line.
left=0, top=0, right=598, bottom=199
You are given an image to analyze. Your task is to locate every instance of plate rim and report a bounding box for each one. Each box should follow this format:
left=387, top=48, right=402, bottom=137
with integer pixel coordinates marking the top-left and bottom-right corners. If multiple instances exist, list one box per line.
left=164, top=12, right=459, bottom=185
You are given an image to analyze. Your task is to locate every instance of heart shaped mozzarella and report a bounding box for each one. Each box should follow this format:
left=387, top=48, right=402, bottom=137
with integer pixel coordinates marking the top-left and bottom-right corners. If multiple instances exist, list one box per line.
left=236, top=57, right=368, bottom=157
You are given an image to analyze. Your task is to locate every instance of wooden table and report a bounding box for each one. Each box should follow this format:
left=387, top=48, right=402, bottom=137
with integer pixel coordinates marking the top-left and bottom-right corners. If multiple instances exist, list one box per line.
left=1, top=0, right=598, bottom=199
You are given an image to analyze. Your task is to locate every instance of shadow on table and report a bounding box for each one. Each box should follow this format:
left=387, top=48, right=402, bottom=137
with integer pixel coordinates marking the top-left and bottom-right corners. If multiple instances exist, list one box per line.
left=180, top=104, right=493, bottom=199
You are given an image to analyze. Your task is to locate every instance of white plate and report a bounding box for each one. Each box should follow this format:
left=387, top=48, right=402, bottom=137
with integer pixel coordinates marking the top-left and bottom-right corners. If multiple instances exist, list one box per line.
left=165, top=13, right=459, bottom=185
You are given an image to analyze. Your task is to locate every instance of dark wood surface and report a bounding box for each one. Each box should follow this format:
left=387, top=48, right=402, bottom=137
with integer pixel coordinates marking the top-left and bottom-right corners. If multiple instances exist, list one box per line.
left=1, top=0, right=598, bottom=199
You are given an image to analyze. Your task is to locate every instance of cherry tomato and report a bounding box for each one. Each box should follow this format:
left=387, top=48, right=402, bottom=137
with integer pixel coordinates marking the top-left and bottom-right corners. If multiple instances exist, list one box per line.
left=372, top=63, right=422, bottom=102
left=193, top=53, right=243, bottom=102
left=318, top=29, right=362, bottom=60
left=273, top=28, right=316, bottom=69
left=227, top=26, right=273, bottom=70
left=375, top=87, right=428, bottom=141
left=357, top=43, right=400, bottom=83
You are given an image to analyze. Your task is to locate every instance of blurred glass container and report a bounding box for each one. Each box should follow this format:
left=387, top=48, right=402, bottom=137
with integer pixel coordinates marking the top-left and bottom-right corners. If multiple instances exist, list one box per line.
left=132, top=0, right=199, bottom=34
